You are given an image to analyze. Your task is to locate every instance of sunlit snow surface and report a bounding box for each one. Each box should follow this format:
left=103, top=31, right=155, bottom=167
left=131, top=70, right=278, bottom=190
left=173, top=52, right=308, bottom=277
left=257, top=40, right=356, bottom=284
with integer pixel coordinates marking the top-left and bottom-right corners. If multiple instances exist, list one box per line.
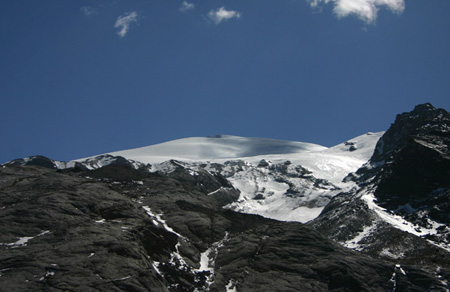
left=108, top=133, right=383, bottom=185
left=79, top=133, right=383, bottom=223
left=109, top=135, right=327, bottom=163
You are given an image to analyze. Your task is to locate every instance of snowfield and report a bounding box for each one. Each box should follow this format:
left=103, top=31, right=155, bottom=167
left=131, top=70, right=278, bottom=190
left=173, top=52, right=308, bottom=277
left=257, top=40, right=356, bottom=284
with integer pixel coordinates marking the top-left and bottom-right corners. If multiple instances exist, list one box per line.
left=107, top=135, right=328, bottom=164
left=76, top=132, right=384, bottom=223
left=103, top=132, right=383, bottom=185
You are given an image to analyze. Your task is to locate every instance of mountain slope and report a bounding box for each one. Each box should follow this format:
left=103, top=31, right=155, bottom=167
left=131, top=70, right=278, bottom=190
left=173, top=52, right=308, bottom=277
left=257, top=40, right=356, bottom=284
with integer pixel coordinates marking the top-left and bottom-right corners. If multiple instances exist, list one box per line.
left=309, top=103, right=450, bottom=277
left=105, top=135, right=328, bottom=163
left=85, top=132, right=383, bottom=223
left=2, top=103, right=450, bottom=291
left=0, top=163, right=443, bottom=291
left=96, top=132, right=383, bottom=185
left=8, top=132, right=382, bottom=223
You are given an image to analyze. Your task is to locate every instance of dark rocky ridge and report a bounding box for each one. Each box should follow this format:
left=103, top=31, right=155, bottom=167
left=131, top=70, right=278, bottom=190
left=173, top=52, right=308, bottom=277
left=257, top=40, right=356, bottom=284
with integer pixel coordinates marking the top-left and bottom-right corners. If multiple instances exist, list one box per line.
left=310, top=103, right=450, bottom=282
left=0, top=162, right=442, bottom=291
left=369, top=103, right=450, bottom=221
left=346, top=103, right=450, bottom=228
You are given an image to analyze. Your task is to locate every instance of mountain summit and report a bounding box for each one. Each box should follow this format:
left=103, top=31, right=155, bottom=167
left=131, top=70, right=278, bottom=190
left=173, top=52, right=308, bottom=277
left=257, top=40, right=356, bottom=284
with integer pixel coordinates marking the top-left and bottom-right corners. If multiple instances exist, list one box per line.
left=2, top=103, right=450, bottom=291
left=311, top=103, right=450, bottom=278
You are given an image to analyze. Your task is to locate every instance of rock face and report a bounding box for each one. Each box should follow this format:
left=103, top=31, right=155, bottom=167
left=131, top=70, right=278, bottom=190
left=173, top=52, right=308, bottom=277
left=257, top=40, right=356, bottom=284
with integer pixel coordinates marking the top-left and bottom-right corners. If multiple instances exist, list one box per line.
left=1, top=103, right=450, bottom=291
left=0, top=162, right=442, bottom=291
left=310, top=104, right=450, bottom=286
left=371, top=104, right=450, bottom=225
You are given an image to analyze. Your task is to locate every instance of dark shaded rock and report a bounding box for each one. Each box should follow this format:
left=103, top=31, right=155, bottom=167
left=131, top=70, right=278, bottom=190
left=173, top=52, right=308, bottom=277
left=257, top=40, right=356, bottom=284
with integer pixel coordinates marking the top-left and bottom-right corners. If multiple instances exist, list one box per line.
left=157, top=160, right=240, bottom=206
left=79, top=154, right=151, bottom=172
left=358, top=104, right=450, bottom=227
left=6, top=155, right=57, bottom=169
left=349, top=145, right=357, bottom=151
left=312, top=103, right=450, bottom=277
left=371, top=103, right=450, bottom=163
left=0, top=165, right=167, bottom=292
left=87, top=163, right=152, bottom=182
left=253, top=194, right=265, bottom=200
left=257, top=159, right=270, bottom=167
left=1, top=163, right=440, bottom=291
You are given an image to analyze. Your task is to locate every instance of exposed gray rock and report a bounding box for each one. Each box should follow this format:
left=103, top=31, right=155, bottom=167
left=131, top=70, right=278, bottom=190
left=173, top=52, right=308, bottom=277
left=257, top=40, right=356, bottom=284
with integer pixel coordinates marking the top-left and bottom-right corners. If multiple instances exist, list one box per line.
left=2, top=103, right=450, bottom=291
left=1, top=163, right=442, bottom=291
left=311, top=104, right=450, bottom=281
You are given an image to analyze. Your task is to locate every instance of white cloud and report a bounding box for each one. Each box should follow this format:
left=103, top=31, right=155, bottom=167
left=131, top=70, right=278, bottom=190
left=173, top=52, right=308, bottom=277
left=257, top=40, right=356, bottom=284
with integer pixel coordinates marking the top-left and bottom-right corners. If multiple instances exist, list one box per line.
left=80, top=6, right=96, bottom=16
left=180, top=1, right=195, bottom=12
left=207, top=7, right=241, bottom=25
left=307, top=0, right=405, bottom=23
left=114, top=12, right=138, bottom=37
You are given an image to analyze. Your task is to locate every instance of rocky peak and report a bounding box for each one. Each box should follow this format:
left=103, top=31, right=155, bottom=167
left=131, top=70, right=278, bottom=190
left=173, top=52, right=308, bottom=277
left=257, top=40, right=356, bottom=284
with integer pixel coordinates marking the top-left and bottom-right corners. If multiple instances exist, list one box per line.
left=310, top=104, right=450, bottom=274
left=371, top=103, right=450, bottom=164
left=346, top=103, right=450, bottom=186
left=6, top=155, right=59, bottom=169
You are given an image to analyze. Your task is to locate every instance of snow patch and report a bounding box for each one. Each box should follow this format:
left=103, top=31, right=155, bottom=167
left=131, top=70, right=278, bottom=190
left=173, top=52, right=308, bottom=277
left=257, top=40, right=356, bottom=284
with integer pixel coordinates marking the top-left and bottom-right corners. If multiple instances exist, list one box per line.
left=343, top=224, right=376, bottom=251
left=361, top=193, right=440, bottom=237
left=379, top=248, right=405, bottom=260
left=223, top=162, right=338, bottom=223
left=54, top=160, right=76, bottom=169
left=1, top=230, right=50, bottom=248
left=170, top=242, right=190, bottom=271
left=390, top=264, right=408, bottom=292
left=152, top=261, right=162, bottom=276
left=225, top=279, right=238, bottom=292
left=114, top=275, right=131, bottom=281
left=195, top=232, right=230, bottom=289
left=142, top=206, right=183, bottom=237
left=0, top=268, right=11, bottom=277
left=207, top=187, right=234, bottom=196
left=45, top=271, right=55, bottom=277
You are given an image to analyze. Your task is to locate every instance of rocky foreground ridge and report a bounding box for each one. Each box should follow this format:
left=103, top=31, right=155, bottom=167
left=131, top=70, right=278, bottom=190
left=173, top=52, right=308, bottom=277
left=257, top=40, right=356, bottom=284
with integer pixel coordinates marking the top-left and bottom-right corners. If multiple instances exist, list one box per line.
left=1, top=103, right=450, bottom=291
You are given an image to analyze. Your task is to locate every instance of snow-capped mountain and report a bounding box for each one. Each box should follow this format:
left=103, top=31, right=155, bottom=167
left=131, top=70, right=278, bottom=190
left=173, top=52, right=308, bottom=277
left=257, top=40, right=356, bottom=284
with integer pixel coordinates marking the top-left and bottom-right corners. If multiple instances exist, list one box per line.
left=99, top=133, right=382, bottom=185
left=105, top=135, right=328, bottom=164
left=2, top=103, right=450, bottom=291
left=102, top=132, right=383, bottom=222
left=9, top=132, right=383, bottom=223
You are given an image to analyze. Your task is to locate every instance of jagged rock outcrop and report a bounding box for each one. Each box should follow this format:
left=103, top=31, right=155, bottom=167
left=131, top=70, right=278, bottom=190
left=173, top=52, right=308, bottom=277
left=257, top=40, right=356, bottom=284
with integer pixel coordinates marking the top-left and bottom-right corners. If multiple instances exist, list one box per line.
left=355, top=103, right=450, bottom=230
left=310, top=104, right=450, bottom=282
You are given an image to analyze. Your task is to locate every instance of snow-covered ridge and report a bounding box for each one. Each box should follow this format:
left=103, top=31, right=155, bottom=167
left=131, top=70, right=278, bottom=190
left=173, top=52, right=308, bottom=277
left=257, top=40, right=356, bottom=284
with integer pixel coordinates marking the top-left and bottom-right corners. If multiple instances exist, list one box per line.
left=78, top=132, right=381, bottom=223
left=104, top=135, right=328, bottom=164
left=82, top=132, right=383, bottom=185
left=6, top=133, right=383, bottom=224
left=71, top=133, right=384, bottom=223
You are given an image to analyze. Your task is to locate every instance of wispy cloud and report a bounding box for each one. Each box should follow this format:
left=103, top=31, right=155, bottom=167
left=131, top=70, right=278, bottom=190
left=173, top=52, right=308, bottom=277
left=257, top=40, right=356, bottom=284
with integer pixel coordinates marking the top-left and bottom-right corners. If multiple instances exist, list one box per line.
left=80, top=6, right=96, bottom=16
left=207, top=7, right=241, bottom=25
left=307, top=0, right=405, bottom=23
left=114, top=12, right=138, bottom=38
left=180, top=1, right=195, bottom=12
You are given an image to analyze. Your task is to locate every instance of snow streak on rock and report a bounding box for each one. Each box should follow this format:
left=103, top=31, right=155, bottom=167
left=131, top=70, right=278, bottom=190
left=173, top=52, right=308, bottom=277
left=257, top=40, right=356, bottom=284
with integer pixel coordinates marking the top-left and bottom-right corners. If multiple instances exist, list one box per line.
left=0, top=230, right=50, bottom=248
left=361, top=193, right=442, bottom=238
left=225, top=279, right=238, bottom=292
left=343, top=224, right=376, bottom=251
left=142, top=206, right=183, bottom=237
left=195, top=232, right=230, bottom=290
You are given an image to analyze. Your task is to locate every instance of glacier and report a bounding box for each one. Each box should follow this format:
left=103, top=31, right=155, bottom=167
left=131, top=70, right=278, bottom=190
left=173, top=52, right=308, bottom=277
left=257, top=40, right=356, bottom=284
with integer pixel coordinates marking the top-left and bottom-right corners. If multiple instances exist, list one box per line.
left=73, top=132, right=383, bottom=223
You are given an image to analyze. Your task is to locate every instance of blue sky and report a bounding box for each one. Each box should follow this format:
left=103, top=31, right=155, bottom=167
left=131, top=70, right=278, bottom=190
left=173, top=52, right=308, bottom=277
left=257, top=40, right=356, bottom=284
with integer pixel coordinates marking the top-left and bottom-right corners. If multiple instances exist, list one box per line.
left=1, top=0, right=449, bottom=163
